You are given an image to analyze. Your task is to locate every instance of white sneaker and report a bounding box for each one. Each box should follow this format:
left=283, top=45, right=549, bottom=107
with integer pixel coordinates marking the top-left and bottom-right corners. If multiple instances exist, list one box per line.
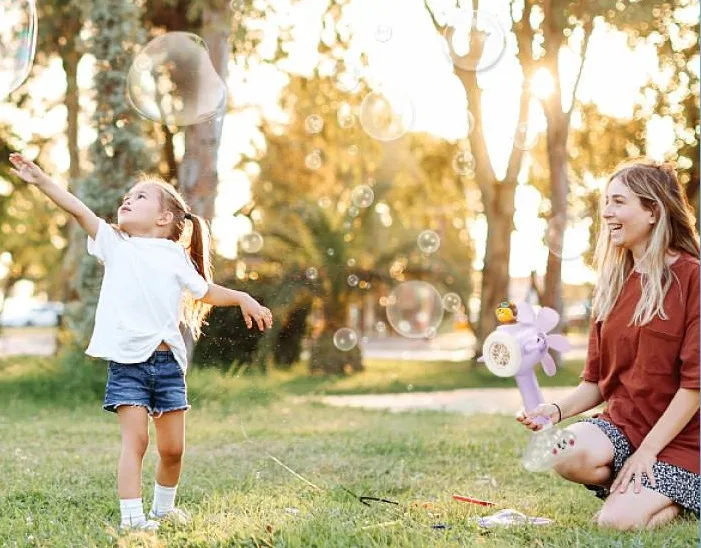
left=120, top=518, right=160, bottom=533
left=149, top=507, right=191, bottom=525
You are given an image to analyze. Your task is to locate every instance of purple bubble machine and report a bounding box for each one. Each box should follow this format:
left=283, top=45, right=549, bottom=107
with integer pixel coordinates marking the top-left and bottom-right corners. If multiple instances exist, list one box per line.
left=479, top=301, right=577, bottom=472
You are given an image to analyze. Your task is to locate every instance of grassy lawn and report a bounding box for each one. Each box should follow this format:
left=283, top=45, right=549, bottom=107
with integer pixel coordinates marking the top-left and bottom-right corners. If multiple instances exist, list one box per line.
left=0, top=355, right=697, bottom=546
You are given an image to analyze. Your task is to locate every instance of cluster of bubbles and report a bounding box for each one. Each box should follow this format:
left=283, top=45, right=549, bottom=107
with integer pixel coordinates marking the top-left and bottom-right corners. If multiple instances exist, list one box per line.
left=127, top=32, right=227, bottom=127
left=385, top=280, right=444, bottom=339
left=240, top=232, right=264, bottom=254
left=417, top=230, right=440, bottom=254
left=333, top=327, right=358, bottom=351
left=522, top=427, right=577, bottom=472
left=0, top=0, right=37, bottom=101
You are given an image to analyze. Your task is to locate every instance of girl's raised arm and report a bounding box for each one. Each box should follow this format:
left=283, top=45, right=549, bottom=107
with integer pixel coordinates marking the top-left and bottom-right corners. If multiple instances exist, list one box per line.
left=9, top=153, right=100, bottom=239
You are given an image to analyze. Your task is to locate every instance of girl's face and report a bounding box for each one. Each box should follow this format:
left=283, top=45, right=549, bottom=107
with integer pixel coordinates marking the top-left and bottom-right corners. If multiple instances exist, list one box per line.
left=602, top=177, right=656, bottom=252
left=118, top=183, right=170, bottom=235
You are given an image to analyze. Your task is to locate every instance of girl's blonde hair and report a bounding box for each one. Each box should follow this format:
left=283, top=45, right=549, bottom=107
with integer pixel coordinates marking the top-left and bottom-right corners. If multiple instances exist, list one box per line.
left=592, top=159, right=699, bottom=326
left=135, top=174, right=213, bottom=340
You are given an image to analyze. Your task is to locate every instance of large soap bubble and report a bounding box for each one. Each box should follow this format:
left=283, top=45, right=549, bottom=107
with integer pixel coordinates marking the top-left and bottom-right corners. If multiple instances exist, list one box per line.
left=0, top=0, right=37, bottom=100
left=126, top=32, right=227, bottom=126
left=443, top=10, right=506, bottom=72
left=386, top=281, right=444, bottom=339
left=359, top=90, right=414, bottom=142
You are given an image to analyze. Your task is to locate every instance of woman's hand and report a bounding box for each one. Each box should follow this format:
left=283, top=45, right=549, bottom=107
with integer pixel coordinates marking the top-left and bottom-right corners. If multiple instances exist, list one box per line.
left=610, top=447, right=658, bottom=494
left=239, top=294, right=273, bottom=331
left=9, top=153, right=50, bottom=186
left=515, top=403, right=560, bottom=431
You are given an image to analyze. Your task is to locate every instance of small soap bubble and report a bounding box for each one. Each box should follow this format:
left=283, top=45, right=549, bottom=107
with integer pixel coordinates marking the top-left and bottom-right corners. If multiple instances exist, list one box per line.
left=305, top=150, right=322, bottom=170
left=386, top=281, right=444, bottom=339
left=359, top=90, right=414, bottom=142
left=240, top=232, right=263, bottom=253
left=375, top=24, right=393, bottom=43
left=513, top=122, right=538, bottom=151
left=442, top=292, right=462, bottom=312
left=443, top=10, right=506, bottom=72
left=417, top=230, right=440, bottom=254
left=333, top=327, right=358, bottom=351
left=304, top=114, right=324, bottom=134
left=351, top=185, right=374, bottom=208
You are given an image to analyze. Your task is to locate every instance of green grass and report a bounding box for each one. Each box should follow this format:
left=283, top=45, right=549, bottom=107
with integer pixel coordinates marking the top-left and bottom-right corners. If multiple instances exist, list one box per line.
left=0, top=355, right=697, bottom=546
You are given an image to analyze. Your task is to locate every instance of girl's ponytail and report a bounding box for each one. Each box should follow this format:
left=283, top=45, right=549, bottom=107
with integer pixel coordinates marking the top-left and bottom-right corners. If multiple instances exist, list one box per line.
left=182, top=211, right=213, bottom=340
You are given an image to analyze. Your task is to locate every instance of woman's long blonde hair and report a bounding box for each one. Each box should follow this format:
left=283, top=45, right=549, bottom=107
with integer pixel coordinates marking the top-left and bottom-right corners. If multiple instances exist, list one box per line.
left=592, top=159, right=699, bottom=326
left=136, top=174, right=213, bottom=340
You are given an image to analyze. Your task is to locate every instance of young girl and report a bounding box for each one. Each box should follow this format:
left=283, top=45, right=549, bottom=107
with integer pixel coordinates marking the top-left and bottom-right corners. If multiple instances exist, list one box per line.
left=517, top=159, right=699, bottom=530
left=10, top=153, right=273, bottom=532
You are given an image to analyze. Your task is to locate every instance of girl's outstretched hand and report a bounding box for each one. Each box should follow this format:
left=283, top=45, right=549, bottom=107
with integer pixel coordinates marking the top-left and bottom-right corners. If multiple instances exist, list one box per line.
left=240, top=294, right=273, bottom=331
left=9, top=153, right=49, bottom=185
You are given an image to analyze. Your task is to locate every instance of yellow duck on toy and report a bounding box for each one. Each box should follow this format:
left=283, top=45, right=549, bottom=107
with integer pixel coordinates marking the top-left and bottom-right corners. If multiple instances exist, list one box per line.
left=495, top=300, right=518, bottom=324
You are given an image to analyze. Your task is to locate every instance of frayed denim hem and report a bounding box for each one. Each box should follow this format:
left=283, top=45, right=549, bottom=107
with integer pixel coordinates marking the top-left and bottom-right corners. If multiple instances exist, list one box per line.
left=103, top=402, right=153, bottom=415
left=151, top=405, right=191, bottom=419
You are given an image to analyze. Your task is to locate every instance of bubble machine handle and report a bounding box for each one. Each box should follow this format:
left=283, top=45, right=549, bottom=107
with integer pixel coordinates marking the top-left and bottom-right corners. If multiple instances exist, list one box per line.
left=515, top=371, right=551, bottom=427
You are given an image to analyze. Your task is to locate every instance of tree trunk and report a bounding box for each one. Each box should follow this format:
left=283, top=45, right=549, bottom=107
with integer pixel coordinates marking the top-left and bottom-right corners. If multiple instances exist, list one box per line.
left=178, top=5, right=231, bottom=364
left=56, top=26, right=85, bottom=351
left=67, top=0, right=151, bottom=349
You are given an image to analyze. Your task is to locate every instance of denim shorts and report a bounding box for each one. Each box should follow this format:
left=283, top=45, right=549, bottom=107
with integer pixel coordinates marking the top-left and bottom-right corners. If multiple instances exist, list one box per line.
left=103, top=350, right=190, bottom=417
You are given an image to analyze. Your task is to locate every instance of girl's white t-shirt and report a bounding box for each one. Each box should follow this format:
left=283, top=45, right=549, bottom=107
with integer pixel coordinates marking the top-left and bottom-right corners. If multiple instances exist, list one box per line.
left=84, top=218, right=209, bottom=373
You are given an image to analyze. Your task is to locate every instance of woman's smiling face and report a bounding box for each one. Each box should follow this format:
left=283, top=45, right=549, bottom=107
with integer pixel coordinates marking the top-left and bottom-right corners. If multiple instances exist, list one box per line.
left=602, top=176, right=656, bottom=253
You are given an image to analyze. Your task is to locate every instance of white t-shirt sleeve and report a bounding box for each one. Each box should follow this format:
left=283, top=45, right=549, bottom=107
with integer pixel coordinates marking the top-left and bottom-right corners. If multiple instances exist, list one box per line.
left=178, top=250, right=210, bottom=299
left=86, top=218, right=122, bottom=264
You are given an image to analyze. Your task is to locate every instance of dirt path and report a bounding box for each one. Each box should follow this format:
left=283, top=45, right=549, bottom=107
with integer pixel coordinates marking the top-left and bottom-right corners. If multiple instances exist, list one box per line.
left=310, top=386, right=601, bottom=417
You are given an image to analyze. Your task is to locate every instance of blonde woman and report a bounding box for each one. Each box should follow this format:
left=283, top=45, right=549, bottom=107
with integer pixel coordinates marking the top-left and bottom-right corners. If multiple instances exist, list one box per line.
left=517, top=160, right=699, bottom=529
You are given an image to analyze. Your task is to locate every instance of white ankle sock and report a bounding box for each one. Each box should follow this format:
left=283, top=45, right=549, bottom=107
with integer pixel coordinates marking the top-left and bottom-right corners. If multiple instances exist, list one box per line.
left=120, top=497, right=146, bottom=527
left=151, top=483, right=177, bottom=516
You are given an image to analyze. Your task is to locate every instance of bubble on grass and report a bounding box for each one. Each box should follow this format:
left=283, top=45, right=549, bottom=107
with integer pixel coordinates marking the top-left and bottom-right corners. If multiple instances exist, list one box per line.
left=305, top=267, right=318, bottom=280
left=347, top=274, right=359, bottom=287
